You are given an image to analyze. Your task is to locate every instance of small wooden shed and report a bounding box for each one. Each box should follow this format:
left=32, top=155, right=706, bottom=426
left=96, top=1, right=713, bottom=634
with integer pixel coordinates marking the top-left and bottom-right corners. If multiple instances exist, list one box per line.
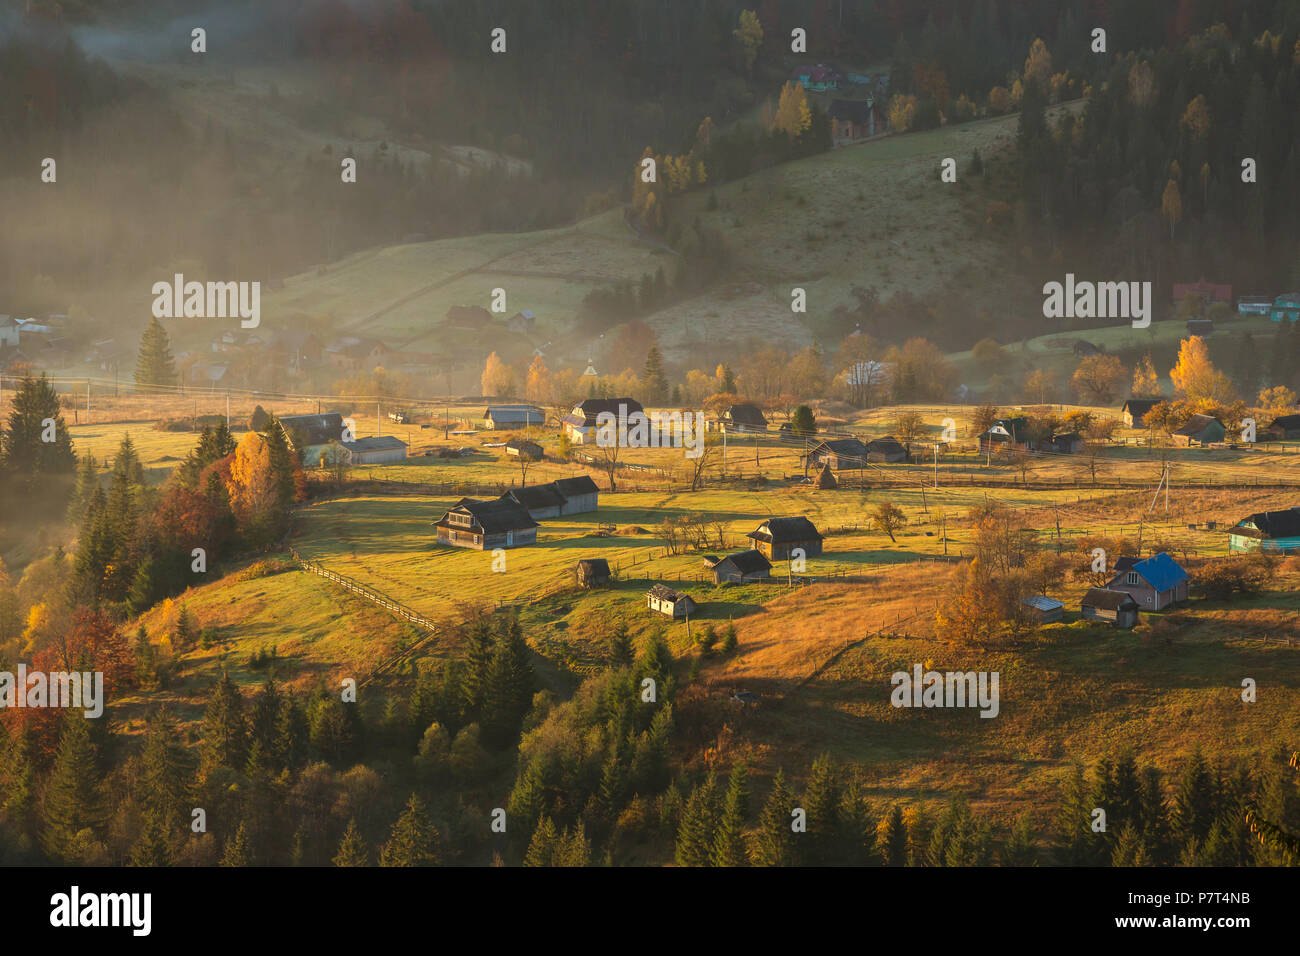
left=575, top=558, right=611, bottom=588
left=1081, top=588, right=1139, bottom=629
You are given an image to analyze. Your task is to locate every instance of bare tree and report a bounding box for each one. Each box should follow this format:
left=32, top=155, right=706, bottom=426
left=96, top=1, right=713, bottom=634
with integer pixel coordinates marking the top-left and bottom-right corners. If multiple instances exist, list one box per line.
left=872, top=501, right=908, bottom=542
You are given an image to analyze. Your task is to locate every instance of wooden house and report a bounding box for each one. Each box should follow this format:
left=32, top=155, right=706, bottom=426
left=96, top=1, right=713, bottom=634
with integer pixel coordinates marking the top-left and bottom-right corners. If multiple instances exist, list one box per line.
left=1106, top=552, right=1189, bottom=611
left=341, top=435, right=407, bottom=465
left=324, top=337, right=392, bottom=371
left=807, top=438, right=870, bottom=469
left=1081, top=589, right=1139, bottom=628
left=718, top=403, right=768, bottom=434
left=1271, top=293, right=1300, bottom=323
left=646, top=584, right=696, bottom=618
left=866, top=436, right=909, bottom=462
left=1238, top=296, right=1272, bottom=316
left=791, top=63, right=842, bottom=91
left=1267, top=414, right=1300, bottom=440
left=500, top=484, right=567, bottom=520
left=748, top=517, right=824, bottom=561
left=828, top=98, right=879, bottom=144
left=1228, top=507, right=1300, bottom=553
left=978, top=417, right=1029, bottom=452
left=711, top=549, right=772, bottom=584
left=1171, top=414, right=1224, bottom=447
left=1021, top=595, right=1064, bottom=623
left=434, top=498, right=539, bottom=550
left=1121, top=398, right=1160, bottom=428
left=1049, top=432, right=1083, bottom=454
left=506, top=438, right=544, bottom=460
left=552, top=476, right=600, bottom=515
left=563, top=397, right=644, bottom=444
left=575, top=559, right=611, bottom=588
left=277, top=413, right=345, bottom=467
left=482, top=405, right=544, bottom=430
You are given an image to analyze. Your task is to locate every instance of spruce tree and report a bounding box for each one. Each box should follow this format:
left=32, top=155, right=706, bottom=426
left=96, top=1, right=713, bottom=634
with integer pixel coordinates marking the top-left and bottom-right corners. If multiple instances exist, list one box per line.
left=1, top=373, right=76, bottom=479
left=642, top=346, right=669, bottom=404
left=379, top=794, right=440, bottom=866
left=608, top=618, right=634, bottom=666
left=712, top=761, right=750, bottom=866
left=200, top=671, right=248, bottom=775
left=67, top=453, right=98, bottom=524
left=879, top=804, right=909, bottom=866
left=130, top=708, right=192, bottom=865
left=172, top=605, right=197, bottom=652
left=675, top=772, right=720, bottom=867
left=1173, top=749, right=1218, bottom=846
left=554, top=822, right=590, bottom=867
left=41, top=713, right=105, bottom=862
left=334, top=819, right=370, bottom=866
left=220, top=823, right=251, bottom=866
left=750, top=769, right=798, bottom=866
left=802, top=754, right=842, bottom=864
left=134, top=318, right=178, bottom=390
left=523, top=815, right=559, bottom=867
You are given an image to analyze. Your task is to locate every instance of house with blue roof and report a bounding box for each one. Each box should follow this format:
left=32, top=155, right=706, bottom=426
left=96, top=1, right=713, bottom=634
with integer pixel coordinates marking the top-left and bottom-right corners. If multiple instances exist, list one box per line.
left=1106, top=552, right=1189, bottom=611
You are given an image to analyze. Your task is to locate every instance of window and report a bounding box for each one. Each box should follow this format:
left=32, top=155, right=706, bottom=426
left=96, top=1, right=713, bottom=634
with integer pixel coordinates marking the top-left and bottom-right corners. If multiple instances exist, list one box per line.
left=1126, top=572, right=1139, bottom=585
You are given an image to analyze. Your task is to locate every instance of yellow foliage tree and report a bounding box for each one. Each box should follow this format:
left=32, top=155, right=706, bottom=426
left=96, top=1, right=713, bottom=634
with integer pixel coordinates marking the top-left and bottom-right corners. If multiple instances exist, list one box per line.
left=888, top=93, right=917, bottom=132
left=1170, top=337, right=1234, bottom=403
left=1010, top=78, right=1024, bottom=108
left=525, top=355, right=553, bottom=404
left=481, top=351, right=516, bottom=397
left=1131, top=354, right=1161, bottom=398
left=1160, top=179, right=1182, bottom=239
left=1023, top=38, right=1052, bottom=89
left=988, top=86, right=1010, bottom=114
left=772, top=81, right=812, bottom=137
left=733, top=9, right=763, bottom=73
left=229, top=432, right=277, bottom=529
left=1180, top=94, right=1211, bottom=140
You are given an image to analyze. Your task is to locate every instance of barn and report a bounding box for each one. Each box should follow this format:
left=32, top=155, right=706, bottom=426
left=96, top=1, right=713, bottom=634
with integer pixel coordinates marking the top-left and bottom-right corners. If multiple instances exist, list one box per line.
left=807, top=438, right=870, bottom=469
left=434, top=498, right=539, bottom=550
left=277, top=413, right=344, bottom=467
left=711, top=549, right=772, bottom=584
left=866, top=436, right=908, bottom=463
left=646, top=584, right=696, bottom=618
left=1267, top=415, right=1300, bottom=440
left=718, top=404, right=768, bottom=434
left=482, top=405, right=544, bottom=430
left=1080, top=589, right=1139, bottom=628
left=500, top=484, right=567, bottom=520
left=552, top=475, right=600, bottom=515
left=1171, top=414, right=1224, bottom=447
left=342, top=435, right=408, bottom=465
left=563, top=397, right=644, bottom=444
left=1021, top=595, right=1064, bottom=623
left=748, top=516, right=824, bottom=561
left=506, top=438, right=544, bottom=460
left=575, top=559, right=612, bottom=588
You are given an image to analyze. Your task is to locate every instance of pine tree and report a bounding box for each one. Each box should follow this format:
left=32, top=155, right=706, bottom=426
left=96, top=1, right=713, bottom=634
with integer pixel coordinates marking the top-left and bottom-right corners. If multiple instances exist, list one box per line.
left=879, top=804, right=909, bottom=866
left=1173, top=749, right=1217, bottom=847
left=67, top=453, right=98, bottom=524
left=720, top=365, right=737, bottom=394
left=750, top=769, right=798, bottom=866
left=1, top=729, right=37, bottom=838
left=1, top=373, right=76, bottom=479
left=675, top=772, right=720, bottom=867
left=379, top=794, right=441, bottom=866
left=523, top=815, right=559, bottom=867
left=554, top=822, right=590, bottom=867
left=608, top=618, right=634, bottom=666
left=642, top=346, right=669, bottom=404
left=41, top=713, right=105, bottom=862
left=134, top=318, right=178, bottom=390
left=200, top=671, right=248, bottom=775
left=802, top=754, right=841, bottom=865
left=220, top=823, right=251, bottom=866
left=130, top=708, right=192, bottom=866
left=712, top=761, right=750, bottom=866
left=173, top=605, right=197, bottom=652
left=334, top=819, right=370, bottom=866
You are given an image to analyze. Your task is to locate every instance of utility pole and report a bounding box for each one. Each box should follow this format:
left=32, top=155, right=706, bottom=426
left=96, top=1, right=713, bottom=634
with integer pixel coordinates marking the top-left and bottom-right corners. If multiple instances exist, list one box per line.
left=722, top=428, right=727, bottom=477
left=933, top=443, right=940, bottom=489
left=377, top=400, right=381, bottom=438
left=86, top=379, right=90, bottom=421
left=226, top=391, right=230, bottom=426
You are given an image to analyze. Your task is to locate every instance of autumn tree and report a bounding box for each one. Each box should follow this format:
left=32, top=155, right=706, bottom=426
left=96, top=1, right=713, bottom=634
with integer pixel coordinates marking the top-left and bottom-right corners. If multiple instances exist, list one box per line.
left=1161, top=179, right=1183, bottom=240
left=1169, top=337, right=1234, bottom=404
left=524, top=355, right=553, bottom=405
left=772, top=82, right=811, bottom=139
left=1023, top=38, right=1052, bottom=89
left=1071, top=354, right=1125, bottom=403
left=481, top=351, right=516, bottom=397
left=1131, top=355, right=1161, bottom=398
left=733, top=9, right=763, bottom=73
left=872, top=502, right=907, bottom=543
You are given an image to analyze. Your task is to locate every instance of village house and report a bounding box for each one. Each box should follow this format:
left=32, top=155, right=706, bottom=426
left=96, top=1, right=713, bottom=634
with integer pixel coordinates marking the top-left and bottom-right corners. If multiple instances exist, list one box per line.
left=434, top=497, right=539, bottom=550
left=1106, top=552, right=1190, bottom=611
left=1081, top=588, right=1140, bottom=628
left=867, top=436, right=909, bottom=462
left=791, top=63, right=842, bottom=91
left=807, top=437, right=870, bottom=469
left=1021, top=595, right=1064, bottom=623
left=575, top=559, right=611, bottom=588
left=266, top=330, right=323, bottom=371
left=445, top=305, right=492, bottom=329
left=1171, top=413, right=1225, bottom=447
left=1173, top=279, right=1232, bottom=310
left=499, top=483, right=567, bottom=520
left=0, top=315, right=18, bottom=349
left=325, top=337, right=393, bottom=371
left=710, top=549, right=772, bottom=585
left=1267, top=414, right=1300, bottom=440
left=563, top=397, right=644, bottom=444
left=1238, top=295, right=1272, bottom=316
left=978, top=417, right=1029, bottom=452
left=1228, top=507, right=1300, bottom=553
left=499, top=475, right=600, bottom=519
left=1271, top=293, right=1300, bottom=323
left=646, top=583, right=696, bottom=618
left=507, top=309, right=538, bottom=335
left=748, top=516, right=824, bottom=561
left=277, top=413, right=345, bottom=467
left=505, top=438, right=544, bottom=460
left=341, top=435, right=408, bottom=465
left=482, top=405, right=545, bottom=429
left=1121, top=398, right=1160, bottom=428
left=1048, top=432, right=1083, bottom=454
left=717, top=403, right=768, bottom=434
left=827, top=98, right=881, bottom=144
